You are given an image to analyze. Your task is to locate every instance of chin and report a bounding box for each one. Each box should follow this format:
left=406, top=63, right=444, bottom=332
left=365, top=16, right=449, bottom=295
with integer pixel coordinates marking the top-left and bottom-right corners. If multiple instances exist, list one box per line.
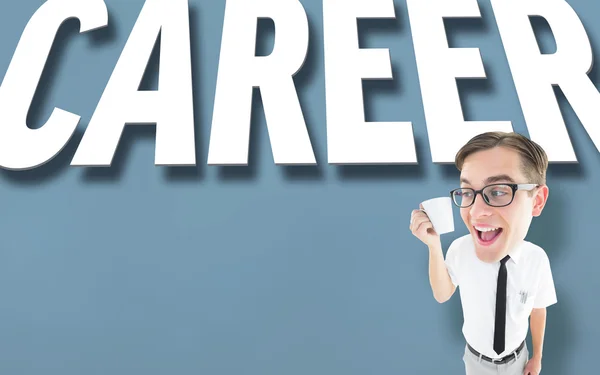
left=471, top=225, right=507, bottom=263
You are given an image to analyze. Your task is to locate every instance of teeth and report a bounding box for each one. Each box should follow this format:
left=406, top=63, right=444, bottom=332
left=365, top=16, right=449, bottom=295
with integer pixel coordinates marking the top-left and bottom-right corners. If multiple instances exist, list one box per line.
left=475, top=226, right=499, bottom=232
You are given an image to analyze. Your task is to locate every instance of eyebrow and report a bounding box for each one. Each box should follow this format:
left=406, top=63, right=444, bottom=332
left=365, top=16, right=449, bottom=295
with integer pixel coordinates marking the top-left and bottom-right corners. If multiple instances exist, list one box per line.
left=460, top=174, right=516, bottom=185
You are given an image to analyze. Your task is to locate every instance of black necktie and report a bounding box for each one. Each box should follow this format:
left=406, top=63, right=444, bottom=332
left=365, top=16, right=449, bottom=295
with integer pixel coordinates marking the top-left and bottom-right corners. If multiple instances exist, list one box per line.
left=493, top=255, right=510, bottom=355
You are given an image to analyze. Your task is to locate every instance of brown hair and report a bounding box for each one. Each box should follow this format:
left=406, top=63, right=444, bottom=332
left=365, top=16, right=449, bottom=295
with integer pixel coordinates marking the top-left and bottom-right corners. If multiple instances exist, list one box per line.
left=455, top=131, right=548, bottom=186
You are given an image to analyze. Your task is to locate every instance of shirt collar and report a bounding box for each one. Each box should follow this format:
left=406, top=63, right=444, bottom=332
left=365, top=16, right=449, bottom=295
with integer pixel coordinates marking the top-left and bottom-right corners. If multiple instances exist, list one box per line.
left=507, top=240, right=525, bottom=265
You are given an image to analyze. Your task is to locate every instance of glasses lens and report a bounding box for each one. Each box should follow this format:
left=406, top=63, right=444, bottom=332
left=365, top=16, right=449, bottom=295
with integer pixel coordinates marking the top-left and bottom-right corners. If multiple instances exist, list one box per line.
left=482, top=184, right=513, bottom=207
left=452, top=189, right=474, bottom=207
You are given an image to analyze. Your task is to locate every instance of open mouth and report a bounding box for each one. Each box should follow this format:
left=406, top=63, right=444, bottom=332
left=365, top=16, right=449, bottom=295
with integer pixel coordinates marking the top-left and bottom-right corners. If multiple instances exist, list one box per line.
left=474, top=226, right=503, bottom=246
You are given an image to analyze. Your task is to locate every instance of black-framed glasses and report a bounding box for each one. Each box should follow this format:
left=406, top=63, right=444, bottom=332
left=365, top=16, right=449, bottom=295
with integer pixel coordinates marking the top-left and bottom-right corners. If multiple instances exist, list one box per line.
left=449, top=183, right=539, bottom=208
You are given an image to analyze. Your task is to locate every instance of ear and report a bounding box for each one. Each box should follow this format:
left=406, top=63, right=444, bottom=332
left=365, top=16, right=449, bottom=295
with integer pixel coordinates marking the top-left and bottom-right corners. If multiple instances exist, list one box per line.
left=532, top=185, right=549, bottom=217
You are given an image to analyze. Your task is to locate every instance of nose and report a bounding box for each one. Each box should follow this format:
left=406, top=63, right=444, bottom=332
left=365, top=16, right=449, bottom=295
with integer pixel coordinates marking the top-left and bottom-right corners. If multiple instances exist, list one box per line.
left=469, top=192, right=492, bottom=218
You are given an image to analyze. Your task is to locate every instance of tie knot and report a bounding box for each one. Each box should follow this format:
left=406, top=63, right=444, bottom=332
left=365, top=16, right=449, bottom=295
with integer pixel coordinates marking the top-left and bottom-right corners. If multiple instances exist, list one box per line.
left=500, top=255, right=510, bottom=264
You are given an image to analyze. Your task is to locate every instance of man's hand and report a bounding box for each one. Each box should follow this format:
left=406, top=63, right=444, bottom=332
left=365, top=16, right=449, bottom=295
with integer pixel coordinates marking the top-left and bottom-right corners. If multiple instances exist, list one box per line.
left=409, top=205, right=440, bottom=248
left=523, top=356, right=542, bottom=375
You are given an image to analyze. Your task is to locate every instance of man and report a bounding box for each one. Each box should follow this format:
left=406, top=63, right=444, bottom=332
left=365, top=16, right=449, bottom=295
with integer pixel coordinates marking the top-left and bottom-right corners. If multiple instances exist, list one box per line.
left=409, top=131, right=557, bottom=375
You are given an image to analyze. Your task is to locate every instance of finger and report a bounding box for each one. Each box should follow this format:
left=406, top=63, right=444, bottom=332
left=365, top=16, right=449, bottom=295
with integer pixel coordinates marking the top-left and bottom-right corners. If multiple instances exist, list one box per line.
left=411, top=210, right=429, bottom=222
left=415, top=220, right=433, bottom=235
left=410, top=210, right=427, bottom=216
left=410, top=211, right=428, bottom=226
left=412, top=214, right=431, bottom=225
left=411, top=216, right=431, bottom=231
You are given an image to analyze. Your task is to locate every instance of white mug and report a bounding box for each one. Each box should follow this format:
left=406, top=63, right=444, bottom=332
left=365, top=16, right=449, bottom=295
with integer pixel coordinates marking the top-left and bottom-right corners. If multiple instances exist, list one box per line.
left=421, top=196, right=455, bottom=235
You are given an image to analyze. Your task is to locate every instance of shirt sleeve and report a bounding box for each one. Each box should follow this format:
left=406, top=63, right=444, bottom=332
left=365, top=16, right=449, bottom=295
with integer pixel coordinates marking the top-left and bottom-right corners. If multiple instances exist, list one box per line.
left=444, top=239, right=460, bottom=287
left=533, top=254, right=557, bottom=308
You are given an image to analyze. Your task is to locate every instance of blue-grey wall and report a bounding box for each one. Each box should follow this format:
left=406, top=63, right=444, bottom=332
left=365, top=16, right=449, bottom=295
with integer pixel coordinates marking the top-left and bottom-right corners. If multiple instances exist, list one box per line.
left=0, top=1, right=596, bottom=374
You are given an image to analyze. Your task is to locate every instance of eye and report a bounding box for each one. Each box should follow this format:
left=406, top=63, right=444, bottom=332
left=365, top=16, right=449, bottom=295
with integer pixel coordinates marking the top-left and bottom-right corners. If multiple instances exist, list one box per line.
left=490, top=189, right=507, bottom=197
left=456, top=190, right=472, bottom=197
left=488, top=185, right=512, bottom=197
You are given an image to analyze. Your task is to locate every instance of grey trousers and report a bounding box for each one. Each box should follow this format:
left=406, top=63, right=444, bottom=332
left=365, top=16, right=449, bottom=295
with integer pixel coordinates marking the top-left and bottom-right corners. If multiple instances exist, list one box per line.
left=463, top=343, right=529, bottom=375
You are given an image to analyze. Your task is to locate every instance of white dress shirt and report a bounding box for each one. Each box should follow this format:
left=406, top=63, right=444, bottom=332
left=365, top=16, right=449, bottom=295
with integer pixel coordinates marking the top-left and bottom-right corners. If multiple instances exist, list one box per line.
left=445, top=234, right=557, bottom=359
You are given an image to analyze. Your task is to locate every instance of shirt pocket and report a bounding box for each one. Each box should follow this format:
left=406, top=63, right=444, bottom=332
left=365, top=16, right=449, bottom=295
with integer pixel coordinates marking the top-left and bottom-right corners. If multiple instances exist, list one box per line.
left=508, top=288, right=536, bottom=319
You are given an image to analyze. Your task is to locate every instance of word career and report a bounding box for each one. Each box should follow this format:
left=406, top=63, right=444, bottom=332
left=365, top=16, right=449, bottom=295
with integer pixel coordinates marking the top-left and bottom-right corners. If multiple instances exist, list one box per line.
left=0, top=0, right=598, bottom=170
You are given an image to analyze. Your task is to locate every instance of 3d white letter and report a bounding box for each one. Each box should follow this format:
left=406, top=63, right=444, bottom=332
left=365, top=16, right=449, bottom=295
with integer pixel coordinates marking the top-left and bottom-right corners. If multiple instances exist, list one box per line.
left=72, top=0, right=195, bottom=166
left=406, top=0, right=513, bottom=163
left=492, top=0, right=600, bottom=162
left=207, top=0, right=315, bottom=165
left=323, top=0, right=416, bottom=164
left=0, top=0, right=108, bottom=170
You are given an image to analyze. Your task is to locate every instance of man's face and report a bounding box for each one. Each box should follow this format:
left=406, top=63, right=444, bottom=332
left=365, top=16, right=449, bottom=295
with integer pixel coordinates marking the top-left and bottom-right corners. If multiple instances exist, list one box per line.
left=458, top=146, right=548, bottom=263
